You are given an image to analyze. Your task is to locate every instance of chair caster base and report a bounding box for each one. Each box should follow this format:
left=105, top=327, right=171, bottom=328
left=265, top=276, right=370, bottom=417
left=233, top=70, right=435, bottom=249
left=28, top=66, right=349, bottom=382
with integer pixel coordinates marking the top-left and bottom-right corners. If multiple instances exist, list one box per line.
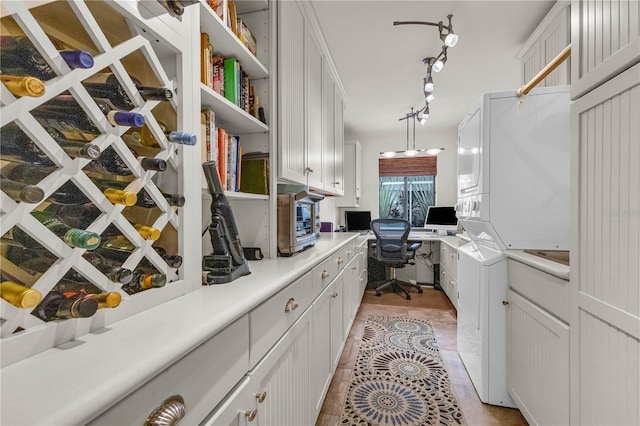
left=418, top=288, right=424, bottom=294
left=376, top=291, right=382, bottom=297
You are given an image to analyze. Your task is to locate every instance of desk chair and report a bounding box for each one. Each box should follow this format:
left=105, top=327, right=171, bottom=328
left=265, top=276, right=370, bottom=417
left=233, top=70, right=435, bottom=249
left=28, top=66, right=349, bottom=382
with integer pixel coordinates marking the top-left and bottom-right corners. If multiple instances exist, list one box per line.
left=370, top=219, right=423, bottom=300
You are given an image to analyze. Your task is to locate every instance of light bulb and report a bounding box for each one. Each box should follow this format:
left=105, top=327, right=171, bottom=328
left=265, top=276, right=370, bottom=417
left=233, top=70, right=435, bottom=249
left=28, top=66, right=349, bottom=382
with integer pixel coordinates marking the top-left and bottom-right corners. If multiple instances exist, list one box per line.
left=424, top=81, right=434, bottom=92
left=433, top=60, right=444, bottom=72
left=404, top=149, right=418, bottom=156
left=425, top=148, right=442, bottom=155
left=382, top=151, right=397, bottom=158
left=426, top=94, right=435, bottom=103
left=444, top=33, right=458, bottom=47
left=419, top=117, right=427, bottom=126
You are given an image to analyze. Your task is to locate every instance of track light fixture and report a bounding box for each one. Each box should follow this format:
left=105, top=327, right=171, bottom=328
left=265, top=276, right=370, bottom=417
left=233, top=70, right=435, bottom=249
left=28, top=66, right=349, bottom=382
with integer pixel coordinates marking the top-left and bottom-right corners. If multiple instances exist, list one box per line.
left=395, top=14, right=457, bottom=127
left=380, top=108, right=444, bottom=157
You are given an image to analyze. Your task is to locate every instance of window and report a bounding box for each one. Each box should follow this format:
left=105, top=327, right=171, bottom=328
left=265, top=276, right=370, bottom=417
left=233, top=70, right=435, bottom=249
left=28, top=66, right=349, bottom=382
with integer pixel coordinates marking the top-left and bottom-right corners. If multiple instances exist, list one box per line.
left=378, top=157, right=437, bottom=227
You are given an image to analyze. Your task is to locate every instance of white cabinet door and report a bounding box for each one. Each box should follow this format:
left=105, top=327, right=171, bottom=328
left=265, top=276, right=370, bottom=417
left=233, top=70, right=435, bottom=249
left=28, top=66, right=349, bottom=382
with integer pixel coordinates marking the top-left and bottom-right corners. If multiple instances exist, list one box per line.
left=277, top=0, right=306, bottom=184
left=201, top=377, right=254, bottom=426
left=322, top=63, right=336, bottom=193
left=333, top=86, right=345, bottom=196
left=335, top=140, right=361, bottom=207
left=250, top=307, right=312, bottom=426
left=507, top=289, right=569, bottom=426
left=539, top=4, right=570, bottom=87
left=330, top=272, right=345, bottom=369
left=310, top=281, right=333, bottom=418
left=304, top=19, right=324, bottom=190
left=570, top=62, right=640, bottom=425
left=571, top=0, right=640, bottom=98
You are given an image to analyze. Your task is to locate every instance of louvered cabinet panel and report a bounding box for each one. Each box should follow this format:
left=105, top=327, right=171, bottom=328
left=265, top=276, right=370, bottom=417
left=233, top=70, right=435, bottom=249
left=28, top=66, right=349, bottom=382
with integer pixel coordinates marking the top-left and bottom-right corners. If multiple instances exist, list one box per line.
left=571, top=0, right=640, bottom=98
left=571, top=62, right=640, bottom=424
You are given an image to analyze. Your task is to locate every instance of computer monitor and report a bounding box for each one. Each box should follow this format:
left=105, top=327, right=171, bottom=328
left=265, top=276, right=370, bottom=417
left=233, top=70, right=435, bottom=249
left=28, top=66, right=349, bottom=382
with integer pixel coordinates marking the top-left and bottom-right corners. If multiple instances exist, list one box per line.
left=424, top=206, right=458, bottom=235
left=345, top=210, right=372, bottom=232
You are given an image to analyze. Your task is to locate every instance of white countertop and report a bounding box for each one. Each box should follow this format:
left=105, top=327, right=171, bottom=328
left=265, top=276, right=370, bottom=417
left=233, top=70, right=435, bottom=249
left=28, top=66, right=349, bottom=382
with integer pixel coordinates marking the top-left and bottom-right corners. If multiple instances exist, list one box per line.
left=504, top=249, right=570, bottom=280
left=0, top=233, right=358, bottom=425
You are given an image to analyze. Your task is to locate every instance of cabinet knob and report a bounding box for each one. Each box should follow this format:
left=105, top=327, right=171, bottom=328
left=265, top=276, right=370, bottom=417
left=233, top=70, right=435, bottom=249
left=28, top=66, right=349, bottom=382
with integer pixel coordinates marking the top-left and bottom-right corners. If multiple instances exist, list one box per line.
left=284, top=298, right=299, bottom=312
left=321, top=270, right=330, bottom=279
left=502, top=300, right=509, bottom=306
left=255, top=390, right=267, bottom=403
left=337, top=257, right=344, bottom=265
left=245, top=409, right=258, bottom=422
left=144, top=395, right=186, bottom=426
left=441, top=271, right=446, bottom=275
left=332, top=181, right=340, bottom=185
left=305, top=167, right=314, bottom=174
left=331, top=292, right=338, bottom=298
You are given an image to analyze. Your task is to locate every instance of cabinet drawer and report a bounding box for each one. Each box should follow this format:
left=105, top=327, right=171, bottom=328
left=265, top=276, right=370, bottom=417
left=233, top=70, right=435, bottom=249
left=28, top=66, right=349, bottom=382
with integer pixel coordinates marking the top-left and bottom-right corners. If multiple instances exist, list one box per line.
left=89, top=316, right=250, bottom=425
left=250, top=271, right=313, bottom=367
left=312, top=250, right=344, bottom=295
left=508, top=259, right=569, bottom=323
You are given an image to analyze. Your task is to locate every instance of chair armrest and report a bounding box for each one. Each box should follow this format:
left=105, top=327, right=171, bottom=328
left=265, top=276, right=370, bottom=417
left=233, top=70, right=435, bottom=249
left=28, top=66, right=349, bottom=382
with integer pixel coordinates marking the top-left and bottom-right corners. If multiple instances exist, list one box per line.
left=407, top=242, right=421, bottom=251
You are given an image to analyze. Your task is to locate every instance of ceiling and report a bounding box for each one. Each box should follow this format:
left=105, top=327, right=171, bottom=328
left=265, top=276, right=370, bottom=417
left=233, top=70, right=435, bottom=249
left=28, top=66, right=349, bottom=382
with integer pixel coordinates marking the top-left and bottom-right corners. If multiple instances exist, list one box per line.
left=310, top=0, right=556, bottom=145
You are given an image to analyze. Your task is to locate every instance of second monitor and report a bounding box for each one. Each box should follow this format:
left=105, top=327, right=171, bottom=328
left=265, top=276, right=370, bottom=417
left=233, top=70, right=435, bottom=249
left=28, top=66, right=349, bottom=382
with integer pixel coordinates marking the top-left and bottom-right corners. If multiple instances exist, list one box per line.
left=424, top=206, right=458, bottom=235
left=345, top=210, right=372, bottom=232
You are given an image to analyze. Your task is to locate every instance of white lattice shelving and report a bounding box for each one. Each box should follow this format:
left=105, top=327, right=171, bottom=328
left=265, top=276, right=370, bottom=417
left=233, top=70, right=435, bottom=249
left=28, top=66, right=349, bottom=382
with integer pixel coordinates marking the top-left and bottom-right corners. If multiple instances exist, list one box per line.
left=0, top=0, right=201, bottom=367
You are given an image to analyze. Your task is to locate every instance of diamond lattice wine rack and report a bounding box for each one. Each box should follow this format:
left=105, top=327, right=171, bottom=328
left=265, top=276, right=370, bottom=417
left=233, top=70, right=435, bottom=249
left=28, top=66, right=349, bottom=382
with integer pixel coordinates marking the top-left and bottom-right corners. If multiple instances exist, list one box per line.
left=0, top=0, right=201, bottom=367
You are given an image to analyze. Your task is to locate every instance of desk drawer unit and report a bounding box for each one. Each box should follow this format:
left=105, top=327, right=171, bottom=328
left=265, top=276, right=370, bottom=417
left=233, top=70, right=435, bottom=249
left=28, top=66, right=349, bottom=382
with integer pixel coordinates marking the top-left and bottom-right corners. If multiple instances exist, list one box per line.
left=89, top=316, right=250, bottom=425
left=250, top=271, right=313, bottom=367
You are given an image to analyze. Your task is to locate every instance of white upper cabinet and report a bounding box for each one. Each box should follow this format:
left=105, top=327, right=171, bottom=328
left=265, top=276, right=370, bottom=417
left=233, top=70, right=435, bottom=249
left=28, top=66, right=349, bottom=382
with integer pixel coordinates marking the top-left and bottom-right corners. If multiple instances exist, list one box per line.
left=336, top=140, right=361, bottom=207
left=570, top=0, right=640, bottom=99
left=277, top=0, right=346, bottom=195
left=517, top=1, right=571, bottom=87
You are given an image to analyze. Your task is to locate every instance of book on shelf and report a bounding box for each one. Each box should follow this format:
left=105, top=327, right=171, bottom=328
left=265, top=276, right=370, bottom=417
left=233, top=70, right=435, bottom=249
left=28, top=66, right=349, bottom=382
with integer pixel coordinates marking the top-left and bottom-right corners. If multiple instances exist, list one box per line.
left=240, top=152, right=269, bottom=195
left=228, top=1, right=237, bottom=35
left=242, top=71, right=250, bottom=113
left=226, top=134, right=239, bottom=192
left=237, top=18, right=257, bottom=56
left=216, top=127, right=227, bottom=188
left=212, top=55, right=224, bottom=96
left=201, top=108, right=218, bottom=163
left=223, top=57, right=239, bottom=105
left=200, top=33, right=213, bottom=86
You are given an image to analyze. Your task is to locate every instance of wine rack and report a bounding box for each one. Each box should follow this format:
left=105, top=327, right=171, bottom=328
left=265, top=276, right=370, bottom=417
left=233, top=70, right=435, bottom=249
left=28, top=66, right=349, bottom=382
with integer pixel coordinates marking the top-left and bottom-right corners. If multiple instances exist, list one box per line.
left=0, top=0, right=201, bottom=367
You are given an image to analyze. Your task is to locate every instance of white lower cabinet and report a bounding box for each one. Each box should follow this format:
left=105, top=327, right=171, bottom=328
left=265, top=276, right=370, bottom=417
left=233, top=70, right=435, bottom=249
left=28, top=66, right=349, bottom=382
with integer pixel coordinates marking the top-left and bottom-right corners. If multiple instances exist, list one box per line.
left=249, top=307, right=312, bottom=426
left=201, top=377, right=255, bottom=426
left=507, top=259, right=570, bottom=426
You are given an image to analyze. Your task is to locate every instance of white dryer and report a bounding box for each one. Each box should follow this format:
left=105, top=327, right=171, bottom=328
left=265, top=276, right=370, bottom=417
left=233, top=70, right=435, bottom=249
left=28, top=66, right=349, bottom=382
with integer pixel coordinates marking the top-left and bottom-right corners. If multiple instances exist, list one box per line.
left=457, top=234, right=515, bottom=408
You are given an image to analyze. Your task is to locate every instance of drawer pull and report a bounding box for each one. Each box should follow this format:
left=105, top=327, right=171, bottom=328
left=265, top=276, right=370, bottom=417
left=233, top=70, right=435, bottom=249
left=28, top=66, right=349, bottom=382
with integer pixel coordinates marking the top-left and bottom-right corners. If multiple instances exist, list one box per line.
left=284, top=298, right=299, bottom=312
left=144, top=395, right=186, bottom=426
left=449, top=253, right=455, bottom=257
left=502, top=300, right=509, bottom=306
left=321, top=270, right=330, bottom=279
left=441, top=271, right=446, bottom=275
left=255, top=390, right=267, bottom=403
left=331, top=292, right=338, bottom=298
left=337, top=257, right=344, bottom=265
left=245, top=409, right=258, bottom=422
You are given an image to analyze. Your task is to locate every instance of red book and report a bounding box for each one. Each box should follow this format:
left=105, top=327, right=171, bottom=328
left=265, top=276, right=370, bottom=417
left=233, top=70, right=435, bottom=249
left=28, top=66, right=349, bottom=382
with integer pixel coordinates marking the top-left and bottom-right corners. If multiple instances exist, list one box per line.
left=212, top=55, right=225, bottom=96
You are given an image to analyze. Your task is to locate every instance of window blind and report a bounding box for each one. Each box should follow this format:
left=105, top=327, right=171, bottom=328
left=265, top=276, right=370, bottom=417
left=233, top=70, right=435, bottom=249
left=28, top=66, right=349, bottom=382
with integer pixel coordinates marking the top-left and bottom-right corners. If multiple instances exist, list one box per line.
left=378, top=156, right=437, bottom=177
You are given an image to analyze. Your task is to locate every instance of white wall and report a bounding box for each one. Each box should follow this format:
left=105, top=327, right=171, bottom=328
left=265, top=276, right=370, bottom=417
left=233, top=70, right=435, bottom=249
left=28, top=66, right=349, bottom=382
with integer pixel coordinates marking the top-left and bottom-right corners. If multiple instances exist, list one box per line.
left=332, top=127, right=458, bottom=226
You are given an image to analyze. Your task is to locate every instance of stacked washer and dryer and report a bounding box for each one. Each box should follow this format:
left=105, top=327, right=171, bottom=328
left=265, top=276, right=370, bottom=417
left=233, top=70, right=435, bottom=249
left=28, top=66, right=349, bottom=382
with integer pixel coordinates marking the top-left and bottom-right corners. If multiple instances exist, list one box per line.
left=455, top=86, right=571, bottom=407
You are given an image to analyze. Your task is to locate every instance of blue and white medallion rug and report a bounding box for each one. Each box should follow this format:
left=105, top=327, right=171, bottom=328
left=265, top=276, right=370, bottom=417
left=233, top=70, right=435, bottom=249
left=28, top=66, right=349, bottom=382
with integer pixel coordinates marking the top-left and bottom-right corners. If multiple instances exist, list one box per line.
left=340, top=315, right=465, bottom=425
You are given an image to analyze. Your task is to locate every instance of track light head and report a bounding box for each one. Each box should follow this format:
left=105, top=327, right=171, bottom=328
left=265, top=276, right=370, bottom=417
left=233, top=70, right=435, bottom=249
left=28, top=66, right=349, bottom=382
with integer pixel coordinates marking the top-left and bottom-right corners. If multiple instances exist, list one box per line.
left=382, top=151, right=398, bottom=158
left=424, top=76, right=434, bottom=93
left=439, top=14, right=458, bottom=47
left=426, top=93, right=435, bottom=103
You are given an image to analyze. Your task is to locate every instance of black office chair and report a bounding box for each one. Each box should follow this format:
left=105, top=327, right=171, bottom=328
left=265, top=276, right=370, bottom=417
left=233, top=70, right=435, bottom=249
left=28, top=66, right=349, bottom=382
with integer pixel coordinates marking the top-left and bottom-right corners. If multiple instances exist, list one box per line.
left=370, top=219, right=423, bottom=300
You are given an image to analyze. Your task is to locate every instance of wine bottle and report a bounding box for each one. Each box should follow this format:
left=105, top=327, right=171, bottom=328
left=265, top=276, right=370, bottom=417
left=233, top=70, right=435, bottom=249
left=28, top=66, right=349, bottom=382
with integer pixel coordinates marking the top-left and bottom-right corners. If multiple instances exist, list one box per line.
left=5, top=164, right=136, bottom=206
left=123, top=121, right=196, bottom=148
left=0, top=281, right=43, bottom=309
left=10, top=210, right=101, bottom=250
left=84, top=146, right=166, bottom=176
left=36, top=94, right=145, bottom=128
left=0, top=176, right=45, bottom=203
left=154, top=247, right=183, bottom=268
left=1, top=74, right=45, bottom=97
left=0, top=35, right=94, bottom=80
left=157, top=0, right=199, bottom=17
left=121, top=271, right=166, bottom=295
left=33, top=290, right=98, bottom=321
left=88, top=291, right=122, bottom=309
left=88, top=178, right=184, bottom=208
left=82, top=72, right=173, bottom=110
left=0, top=123, right=101, bottom=165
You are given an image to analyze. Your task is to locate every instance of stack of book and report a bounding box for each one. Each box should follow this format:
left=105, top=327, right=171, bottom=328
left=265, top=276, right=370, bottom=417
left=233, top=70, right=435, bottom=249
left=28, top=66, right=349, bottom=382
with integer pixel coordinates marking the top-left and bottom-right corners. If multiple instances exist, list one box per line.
left=200, top=108, right=243, bottom=192
left=205, top=0, right=257, bottom=57
left=200, top=34, right=262, bottom=120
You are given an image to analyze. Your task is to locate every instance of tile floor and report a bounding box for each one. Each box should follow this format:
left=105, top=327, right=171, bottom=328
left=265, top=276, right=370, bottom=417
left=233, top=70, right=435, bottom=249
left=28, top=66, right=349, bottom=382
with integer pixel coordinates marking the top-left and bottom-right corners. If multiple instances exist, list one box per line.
left=316, top=287, right=528, bottom=426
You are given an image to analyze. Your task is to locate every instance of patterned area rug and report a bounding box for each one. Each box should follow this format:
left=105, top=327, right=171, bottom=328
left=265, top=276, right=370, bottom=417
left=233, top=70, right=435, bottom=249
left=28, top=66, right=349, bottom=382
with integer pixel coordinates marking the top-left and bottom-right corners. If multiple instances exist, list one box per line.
left=340, top=315, right=465, bottom=425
